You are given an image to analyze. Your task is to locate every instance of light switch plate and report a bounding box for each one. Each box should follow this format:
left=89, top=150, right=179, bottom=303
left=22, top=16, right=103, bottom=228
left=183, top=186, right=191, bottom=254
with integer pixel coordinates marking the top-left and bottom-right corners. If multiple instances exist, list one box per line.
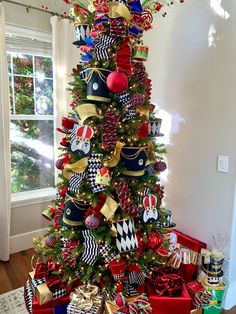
left=217, top=155, right=229, bottom=173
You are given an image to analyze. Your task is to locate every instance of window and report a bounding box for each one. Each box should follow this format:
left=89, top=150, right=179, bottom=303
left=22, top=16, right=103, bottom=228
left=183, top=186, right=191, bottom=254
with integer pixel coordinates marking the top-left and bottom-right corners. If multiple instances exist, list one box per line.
left=7, top=50, right=55, bottom=193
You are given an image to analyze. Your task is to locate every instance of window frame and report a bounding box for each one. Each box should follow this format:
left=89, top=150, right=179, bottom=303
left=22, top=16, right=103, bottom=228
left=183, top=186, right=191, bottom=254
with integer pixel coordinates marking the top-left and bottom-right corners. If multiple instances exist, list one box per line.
left=6, top=25, right=57, bottom=205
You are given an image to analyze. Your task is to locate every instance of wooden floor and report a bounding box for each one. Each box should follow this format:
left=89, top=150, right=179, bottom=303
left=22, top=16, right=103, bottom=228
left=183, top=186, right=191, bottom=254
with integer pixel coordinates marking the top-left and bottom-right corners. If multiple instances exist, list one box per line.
left=0, top=248, right=235, bottom=313
left=0, top=248, right=34, bottom=294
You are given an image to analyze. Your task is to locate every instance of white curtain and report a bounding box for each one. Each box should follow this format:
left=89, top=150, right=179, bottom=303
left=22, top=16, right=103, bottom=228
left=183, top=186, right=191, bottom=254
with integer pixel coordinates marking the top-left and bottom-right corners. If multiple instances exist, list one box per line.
left=0, top=3, right=11, bottom=261
left=50, top=16, right=78, bottom=161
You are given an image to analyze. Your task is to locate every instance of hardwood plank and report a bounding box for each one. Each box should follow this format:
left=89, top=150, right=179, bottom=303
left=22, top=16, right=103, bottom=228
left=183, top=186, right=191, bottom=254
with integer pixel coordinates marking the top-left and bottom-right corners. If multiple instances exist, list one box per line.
left=0, top=263, right=13, bottom=294
left=0, top=248, right=34, bottom=294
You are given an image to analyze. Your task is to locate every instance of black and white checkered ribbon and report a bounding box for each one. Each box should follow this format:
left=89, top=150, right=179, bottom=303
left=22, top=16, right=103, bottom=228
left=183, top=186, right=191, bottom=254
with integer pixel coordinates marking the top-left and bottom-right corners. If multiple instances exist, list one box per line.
left=99, top=243, right=118, bottom=263
left=24, top=280, right=33, bottom=314
left=69, top=172, right=86, bottom=193
left=52, top=288, right=67, bottom=300
left=87, top=154, right=105, bottom=193
left=128, top=271, right=145, bottom=285
left=94, top=35, right=115, bottom=61
left=81, top=230, right=100, bottom=266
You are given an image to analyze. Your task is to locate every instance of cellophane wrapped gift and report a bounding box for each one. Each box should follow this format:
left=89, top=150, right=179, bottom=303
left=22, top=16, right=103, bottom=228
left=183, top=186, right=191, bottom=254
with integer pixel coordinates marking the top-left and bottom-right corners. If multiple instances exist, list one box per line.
left=168, top=230, right=207, bottom=282
left=145, top=267, right=191, bottom=314
left=105, top=292, right=152, bottom=314
left=67, top=283, right=104, bottom=314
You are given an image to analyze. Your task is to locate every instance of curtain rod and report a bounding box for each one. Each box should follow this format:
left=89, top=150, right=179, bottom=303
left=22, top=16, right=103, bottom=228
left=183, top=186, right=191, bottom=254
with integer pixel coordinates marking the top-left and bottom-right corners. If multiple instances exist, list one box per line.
left=2, top=0, right=73, bottom=20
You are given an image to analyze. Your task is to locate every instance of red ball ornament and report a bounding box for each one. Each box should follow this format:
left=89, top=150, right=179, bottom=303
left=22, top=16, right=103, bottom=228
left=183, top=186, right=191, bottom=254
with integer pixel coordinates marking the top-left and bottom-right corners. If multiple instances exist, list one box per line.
left=106, top=71, right=128, bottom=93
left=85, top=214, right=99, bottom=230
left=147, top=231, right=163, bottom=249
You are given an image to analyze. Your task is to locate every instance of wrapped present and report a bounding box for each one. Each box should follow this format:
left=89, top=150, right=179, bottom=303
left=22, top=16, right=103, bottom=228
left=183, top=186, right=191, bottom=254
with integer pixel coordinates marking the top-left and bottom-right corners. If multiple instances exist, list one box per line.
left=28, top=261, right=67, bottom=305
left=105, top=293, right=152, bottom=314
left=169, top=230, right=207, bottom=282
left=146, top=280, right=191, bottom=314
left=24, top=279, right=70, bottom=314
left=67, top=283, right=103, bottom=314
left=187, top=281, right=212, bottom=309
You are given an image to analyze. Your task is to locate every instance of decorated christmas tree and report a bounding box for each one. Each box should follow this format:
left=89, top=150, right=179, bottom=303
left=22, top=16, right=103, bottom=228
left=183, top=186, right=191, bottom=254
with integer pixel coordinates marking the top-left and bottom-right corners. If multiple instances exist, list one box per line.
left=24, top=0, right=223, bottom=313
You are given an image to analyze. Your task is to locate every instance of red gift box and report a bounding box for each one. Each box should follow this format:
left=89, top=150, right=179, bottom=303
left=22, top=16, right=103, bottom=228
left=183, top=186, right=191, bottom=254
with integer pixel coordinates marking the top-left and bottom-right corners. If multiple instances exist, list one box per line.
left=32, top=294, right=70, bottom=310
left=172, top=230, right=207, bottom=283
left=146, top=280, right=191, bottom=314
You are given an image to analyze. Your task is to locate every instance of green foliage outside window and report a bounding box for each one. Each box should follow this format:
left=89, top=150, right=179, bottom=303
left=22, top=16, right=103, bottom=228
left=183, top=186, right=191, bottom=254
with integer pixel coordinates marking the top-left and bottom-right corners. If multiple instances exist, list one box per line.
left=8, top=52, right=55, bottom=193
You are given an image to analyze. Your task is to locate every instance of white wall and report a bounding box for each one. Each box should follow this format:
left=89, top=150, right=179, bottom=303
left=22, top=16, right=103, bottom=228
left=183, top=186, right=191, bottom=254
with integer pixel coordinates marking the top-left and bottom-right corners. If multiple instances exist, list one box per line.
left=145, top=0, right=236, bottom=309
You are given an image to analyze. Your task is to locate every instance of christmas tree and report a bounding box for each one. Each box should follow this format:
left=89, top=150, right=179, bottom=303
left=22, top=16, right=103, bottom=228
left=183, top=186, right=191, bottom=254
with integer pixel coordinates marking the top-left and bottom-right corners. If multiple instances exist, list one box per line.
left=31, top=0, right=188, bottom=311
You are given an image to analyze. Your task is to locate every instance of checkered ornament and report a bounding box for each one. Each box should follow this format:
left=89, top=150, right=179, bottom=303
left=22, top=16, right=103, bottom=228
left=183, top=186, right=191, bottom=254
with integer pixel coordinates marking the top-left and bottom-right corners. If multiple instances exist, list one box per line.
left=114, top=219, right=138, bottom=253
left=87, top=154, right=106, bottom=193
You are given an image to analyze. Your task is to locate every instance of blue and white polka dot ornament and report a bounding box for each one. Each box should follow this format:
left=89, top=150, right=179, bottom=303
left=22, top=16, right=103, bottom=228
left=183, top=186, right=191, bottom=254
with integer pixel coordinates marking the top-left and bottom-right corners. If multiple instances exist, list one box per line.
left=85, top=214, right=99, bottom=230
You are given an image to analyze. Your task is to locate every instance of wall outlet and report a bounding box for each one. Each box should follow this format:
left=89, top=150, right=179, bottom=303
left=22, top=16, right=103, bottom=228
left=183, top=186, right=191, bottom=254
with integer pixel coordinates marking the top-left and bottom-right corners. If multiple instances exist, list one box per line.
left=217, top=155, right=229, bottom=173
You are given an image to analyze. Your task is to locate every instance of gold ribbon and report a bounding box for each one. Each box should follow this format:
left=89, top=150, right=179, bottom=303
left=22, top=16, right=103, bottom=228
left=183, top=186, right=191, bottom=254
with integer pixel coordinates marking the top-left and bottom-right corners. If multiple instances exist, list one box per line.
left=104, top=141, right=125, bottom=167
left=84, top=68, right=111, bottom=84
left=147, top=141, right=156, bottom=164
left=100, top=196, right=118, bottom=219
left=137, top=105, right=150, bottom=119
left=201, top=249, right=225, bottom=264
left=107, top=2, right=132, bottom=22
left=75, top=103, right=102, bottom=124
left=70, top=283, right=102, bottom=311
left=63, top=157, right=88, bottom=179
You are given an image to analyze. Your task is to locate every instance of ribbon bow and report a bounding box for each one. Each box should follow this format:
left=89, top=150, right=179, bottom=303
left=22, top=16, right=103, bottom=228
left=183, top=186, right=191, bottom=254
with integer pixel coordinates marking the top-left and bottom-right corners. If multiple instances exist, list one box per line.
left=201, top=249, right=225, bottom=264
left=34, top=259, right=59, bottom=279
left=114, top=293, right=152, bottom=314
left=70, top=284, right=102, bottom=311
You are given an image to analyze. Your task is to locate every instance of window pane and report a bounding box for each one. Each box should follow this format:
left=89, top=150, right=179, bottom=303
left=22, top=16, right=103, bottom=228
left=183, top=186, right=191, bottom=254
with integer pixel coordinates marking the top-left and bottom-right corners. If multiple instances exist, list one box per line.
left=14, top=76, right=34, bottom=114
left=9, top=76, right=14, bottom=114
left=7, top=53, right=12, bottom=74
left=11, top=120, right=55, bottom=193
left=35, top=78, right=53, bottom=115
left=35, top=56, right=53, bottom=78
left=13, top=53, right=33, bottom=76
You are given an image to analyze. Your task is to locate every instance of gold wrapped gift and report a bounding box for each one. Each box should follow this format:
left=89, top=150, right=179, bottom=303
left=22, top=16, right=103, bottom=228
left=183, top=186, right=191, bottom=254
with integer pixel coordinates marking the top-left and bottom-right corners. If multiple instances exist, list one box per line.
left=36, top=283, right=53, bottom=305
left=28, top=271, right=35, bottom=283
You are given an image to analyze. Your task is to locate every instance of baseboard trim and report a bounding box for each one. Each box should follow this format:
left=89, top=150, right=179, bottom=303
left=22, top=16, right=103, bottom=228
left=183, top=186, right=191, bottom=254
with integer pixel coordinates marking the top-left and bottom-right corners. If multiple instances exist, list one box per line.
left=223, top=281, right=236, bottom=310
left=10, top=228, right=48, bottom=254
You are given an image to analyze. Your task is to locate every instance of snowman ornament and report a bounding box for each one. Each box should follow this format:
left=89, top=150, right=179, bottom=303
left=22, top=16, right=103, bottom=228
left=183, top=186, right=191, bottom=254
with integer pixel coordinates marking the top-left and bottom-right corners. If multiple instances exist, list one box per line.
left=70, top=125, right=94, bottom=156
left=142, top=194, right=158, bottom=224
